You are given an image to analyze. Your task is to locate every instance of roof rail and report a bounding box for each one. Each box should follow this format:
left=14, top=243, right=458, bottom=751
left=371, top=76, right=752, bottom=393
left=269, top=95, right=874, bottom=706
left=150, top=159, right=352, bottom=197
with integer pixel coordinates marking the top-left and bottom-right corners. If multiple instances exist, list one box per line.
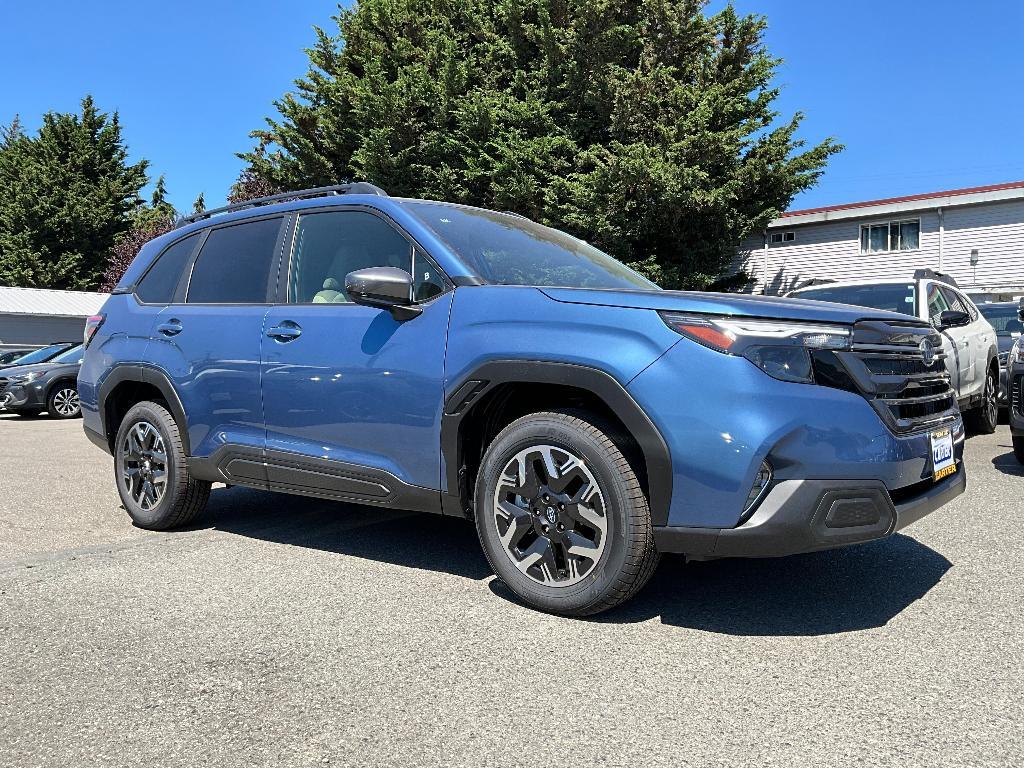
left=794, top=277, right=836, bottom=290
left=913, top=268, right=959, bottom=288
left=176, top=182, right=388, bottom=227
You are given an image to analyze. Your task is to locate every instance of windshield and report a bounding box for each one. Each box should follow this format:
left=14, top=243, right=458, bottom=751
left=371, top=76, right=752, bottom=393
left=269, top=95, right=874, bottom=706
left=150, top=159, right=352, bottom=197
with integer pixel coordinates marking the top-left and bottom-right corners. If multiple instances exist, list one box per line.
left=9, top=343, right=71, bottom=366
left=979, top=303, right=1024, bottom=335
left=50, top=344, right=84, bottom=364
left=403, top=201, right=658, bottom=290
left=794, top=283, right=917, bottom=316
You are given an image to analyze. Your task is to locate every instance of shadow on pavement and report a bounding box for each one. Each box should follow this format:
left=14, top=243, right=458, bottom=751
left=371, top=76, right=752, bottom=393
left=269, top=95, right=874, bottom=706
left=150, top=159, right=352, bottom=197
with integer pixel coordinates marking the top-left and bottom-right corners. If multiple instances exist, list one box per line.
left=587, top=534, right=952, bottom=636
left=199, top=486, right=951, bottom=637
left=991, top=449, right=1024, bottom=476
left=197, top=485, right=492, bottom=580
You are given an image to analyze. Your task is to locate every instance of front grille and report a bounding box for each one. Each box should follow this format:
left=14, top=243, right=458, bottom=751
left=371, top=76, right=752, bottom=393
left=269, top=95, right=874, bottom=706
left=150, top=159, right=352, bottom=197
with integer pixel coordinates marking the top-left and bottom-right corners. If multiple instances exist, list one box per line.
left=1013, top=375, right=1023, bottom=416
left=829, top=319, right=958, bottom=434
left=0, top=377, right=8, bottom=396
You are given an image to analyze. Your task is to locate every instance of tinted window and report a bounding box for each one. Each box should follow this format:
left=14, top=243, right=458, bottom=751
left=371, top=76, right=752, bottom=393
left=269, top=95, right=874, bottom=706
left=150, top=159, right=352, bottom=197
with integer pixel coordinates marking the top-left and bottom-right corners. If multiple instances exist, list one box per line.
left=794, top=283, right=917, bottom=315
left=136, top=233, right=200, bottom=304
left=413, top=248, right=445, bottom=301
left=404, top=201, right=657, bottom=290
left=187, top=218, right=282, bottom=304
left=288, top=211, right=412, bottom=304
left=979, top=303, right=1024, bottom=335
left=9, top=343, right=71, bottom=366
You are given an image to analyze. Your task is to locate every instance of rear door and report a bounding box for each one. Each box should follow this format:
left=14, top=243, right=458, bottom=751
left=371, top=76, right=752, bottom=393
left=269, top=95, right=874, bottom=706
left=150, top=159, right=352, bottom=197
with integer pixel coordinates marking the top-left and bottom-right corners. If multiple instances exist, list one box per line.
left=260, top=207, right=452, bottom=498
left=144, top=215, right=285, bottom=460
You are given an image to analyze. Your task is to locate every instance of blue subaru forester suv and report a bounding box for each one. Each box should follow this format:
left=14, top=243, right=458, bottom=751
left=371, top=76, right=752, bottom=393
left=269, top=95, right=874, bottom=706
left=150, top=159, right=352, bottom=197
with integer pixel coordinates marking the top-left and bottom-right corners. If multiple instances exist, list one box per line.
left=79, top=184, right=966, bottom=615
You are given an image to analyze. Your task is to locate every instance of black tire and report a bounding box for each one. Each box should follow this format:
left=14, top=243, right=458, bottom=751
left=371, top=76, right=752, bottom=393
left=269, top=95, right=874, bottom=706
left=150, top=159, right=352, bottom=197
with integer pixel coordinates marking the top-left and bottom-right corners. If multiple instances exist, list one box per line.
left=474, top=409, right=659, bottom=617
left=1014, top=436, right=1024, bottom=465
left=46, top=382, right=81, bottom=419
left=114, top=400, right=210, bottom=530
left=966, top=365, right=999, bottom=434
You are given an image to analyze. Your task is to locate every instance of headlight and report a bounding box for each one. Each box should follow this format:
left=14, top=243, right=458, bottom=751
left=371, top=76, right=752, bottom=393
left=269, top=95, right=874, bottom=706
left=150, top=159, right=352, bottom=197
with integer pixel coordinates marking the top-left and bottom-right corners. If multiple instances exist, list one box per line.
left=660, top=313, right=852, bottom=384
left=11, top=371, right=45, bottom=384
left=1010, top=338, right=1024, bottom=366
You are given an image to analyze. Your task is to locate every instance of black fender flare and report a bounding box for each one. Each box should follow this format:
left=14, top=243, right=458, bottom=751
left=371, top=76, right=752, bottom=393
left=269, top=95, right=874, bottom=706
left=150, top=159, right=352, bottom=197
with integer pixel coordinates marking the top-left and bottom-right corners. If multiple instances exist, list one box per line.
left=97, top=364, right=190, bottom=454
left=440, top=360, right=673, bottom=526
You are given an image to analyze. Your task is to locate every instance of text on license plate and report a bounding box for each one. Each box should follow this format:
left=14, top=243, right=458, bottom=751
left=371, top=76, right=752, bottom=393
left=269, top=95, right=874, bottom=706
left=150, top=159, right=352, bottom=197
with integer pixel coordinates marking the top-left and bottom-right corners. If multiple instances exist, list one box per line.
left=931, top=428, right=956, bottom=481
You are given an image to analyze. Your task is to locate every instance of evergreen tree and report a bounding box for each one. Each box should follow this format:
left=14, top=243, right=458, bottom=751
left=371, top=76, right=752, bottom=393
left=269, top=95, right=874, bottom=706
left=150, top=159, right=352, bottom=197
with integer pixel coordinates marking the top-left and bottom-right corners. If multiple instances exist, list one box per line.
left=0, top=96, right=149, bottom=290
left=192, top=192, right=206, bottom=214
left=240, top=0, right=840, bottom=289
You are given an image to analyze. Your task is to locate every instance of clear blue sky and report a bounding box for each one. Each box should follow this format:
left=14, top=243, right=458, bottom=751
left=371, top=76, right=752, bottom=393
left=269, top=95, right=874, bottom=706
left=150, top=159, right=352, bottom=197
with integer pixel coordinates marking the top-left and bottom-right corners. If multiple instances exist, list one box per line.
left=3, top=1, right=1022, bottom=213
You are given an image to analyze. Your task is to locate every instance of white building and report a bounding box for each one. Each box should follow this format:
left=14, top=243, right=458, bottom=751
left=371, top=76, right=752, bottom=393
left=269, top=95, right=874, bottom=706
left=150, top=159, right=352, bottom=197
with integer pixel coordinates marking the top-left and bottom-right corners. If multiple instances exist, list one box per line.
left=736, top=180, right=1024, bottom=301
left=0, top=286, right=108, bottom=350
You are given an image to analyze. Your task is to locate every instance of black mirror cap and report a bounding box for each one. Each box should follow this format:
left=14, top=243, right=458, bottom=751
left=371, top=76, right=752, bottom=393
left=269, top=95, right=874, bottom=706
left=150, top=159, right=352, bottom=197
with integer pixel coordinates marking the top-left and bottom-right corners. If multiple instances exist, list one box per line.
left=345, top=267, right=421, bottom=320
left=938, top=309, right=971, bottom=330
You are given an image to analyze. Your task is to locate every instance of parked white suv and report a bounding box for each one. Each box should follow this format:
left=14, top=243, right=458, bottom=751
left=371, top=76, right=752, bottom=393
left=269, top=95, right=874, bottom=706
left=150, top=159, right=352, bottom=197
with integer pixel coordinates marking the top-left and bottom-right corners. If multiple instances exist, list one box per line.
left=789, top=270, right=999, bottom=433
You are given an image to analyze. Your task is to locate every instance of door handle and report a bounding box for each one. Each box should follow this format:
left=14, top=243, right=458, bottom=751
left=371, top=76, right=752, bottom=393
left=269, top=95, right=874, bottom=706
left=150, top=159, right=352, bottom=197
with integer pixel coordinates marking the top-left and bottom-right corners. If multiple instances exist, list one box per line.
left=157, top=319, right=183, bottom=337
left=267, top=321, right=302, bottom=342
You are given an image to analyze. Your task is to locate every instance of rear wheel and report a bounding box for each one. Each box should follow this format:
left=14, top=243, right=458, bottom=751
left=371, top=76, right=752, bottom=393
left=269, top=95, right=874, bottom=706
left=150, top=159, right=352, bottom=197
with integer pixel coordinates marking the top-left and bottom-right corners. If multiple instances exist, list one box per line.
left=47, top=384, right=81, bottom=419
left=474, top=410, right=659, bottom=616
left=114, top=401, right=210, bottom=530
left=966, top=366, right=998, bottom=434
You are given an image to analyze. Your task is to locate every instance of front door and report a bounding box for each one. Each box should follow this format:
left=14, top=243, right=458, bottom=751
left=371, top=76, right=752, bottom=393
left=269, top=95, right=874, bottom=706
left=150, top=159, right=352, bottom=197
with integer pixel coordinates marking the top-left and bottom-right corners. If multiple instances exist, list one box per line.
left=260, top=208, right=451, bottom=500
left=924, top=281, right=963, bottom=396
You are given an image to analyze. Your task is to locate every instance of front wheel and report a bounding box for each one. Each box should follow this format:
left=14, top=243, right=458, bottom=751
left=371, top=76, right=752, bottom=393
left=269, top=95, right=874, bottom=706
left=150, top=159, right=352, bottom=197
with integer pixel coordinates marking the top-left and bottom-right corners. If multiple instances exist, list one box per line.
left=474, top=410, right=659, bottom=616
left=966, top=366, right=998, bottom=434
left=1014, top=436, right=1024, bottom=465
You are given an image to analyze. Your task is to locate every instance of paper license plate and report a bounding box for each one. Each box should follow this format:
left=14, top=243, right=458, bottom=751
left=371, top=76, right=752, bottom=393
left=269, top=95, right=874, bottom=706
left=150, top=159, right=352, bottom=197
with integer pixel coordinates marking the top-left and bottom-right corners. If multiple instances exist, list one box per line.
left=931, top=428, right=956, bottom=481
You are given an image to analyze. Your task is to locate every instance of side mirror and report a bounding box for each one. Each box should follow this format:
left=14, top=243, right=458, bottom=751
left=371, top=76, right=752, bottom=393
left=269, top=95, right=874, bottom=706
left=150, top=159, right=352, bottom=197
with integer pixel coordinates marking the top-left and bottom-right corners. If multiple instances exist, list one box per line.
left=345, top=267, right=421, bottom=321
left=1018, top=297, right=1024, bottom=323
left=937, top=309, right=970, bottom=330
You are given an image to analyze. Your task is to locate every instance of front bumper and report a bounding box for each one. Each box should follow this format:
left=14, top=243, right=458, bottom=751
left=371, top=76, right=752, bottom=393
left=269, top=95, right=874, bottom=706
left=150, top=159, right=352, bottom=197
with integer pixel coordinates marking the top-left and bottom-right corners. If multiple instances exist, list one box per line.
left=654, top=448, right=966, bottom=558
left=0, top=382, right=45, bottom=412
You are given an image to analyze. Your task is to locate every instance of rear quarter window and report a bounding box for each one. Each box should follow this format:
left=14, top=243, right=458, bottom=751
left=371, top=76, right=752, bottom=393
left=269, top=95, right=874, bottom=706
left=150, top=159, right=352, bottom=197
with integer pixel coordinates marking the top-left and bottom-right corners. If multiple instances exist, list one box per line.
left=135, top=233, right=201, bottom=304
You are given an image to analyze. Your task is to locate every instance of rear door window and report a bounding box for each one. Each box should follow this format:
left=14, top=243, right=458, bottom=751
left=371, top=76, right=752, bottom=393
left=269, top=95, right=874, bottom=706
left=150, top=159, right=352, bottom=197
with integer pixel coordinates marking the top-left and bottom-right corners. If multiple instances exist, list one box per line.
left=186, top=218, right=283, bottom=304
left=135, top=233, right=200, bottom=304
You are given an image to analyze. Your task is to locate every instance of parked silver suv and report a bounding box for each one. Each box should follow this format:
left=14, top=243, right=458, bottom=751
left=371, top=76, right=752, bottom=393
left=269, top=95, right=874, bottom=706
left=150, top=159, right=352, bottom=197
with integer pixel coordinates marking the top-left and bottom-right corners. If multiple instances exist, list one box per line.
left=789, top=270, right=999, bottom=433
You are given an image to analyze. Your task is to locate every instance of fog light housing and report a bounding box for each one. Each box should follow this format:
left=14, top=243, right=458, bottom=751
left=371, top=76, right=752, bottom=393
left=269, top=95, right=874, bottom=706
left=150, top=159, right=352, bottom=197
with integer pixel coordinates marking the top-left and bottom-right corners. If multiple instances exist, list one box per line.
left=743, top=461, right=773, bottom=517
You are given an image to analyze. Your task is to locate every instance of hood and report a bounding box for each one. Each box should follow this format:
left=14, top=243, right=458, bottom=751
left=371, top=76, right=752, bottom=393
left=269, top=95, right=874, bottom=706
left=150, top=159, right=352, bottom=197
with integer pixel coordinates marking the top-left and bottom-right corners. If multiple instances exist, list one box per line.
left=0, top=362, right=78, bottom=379
left=539, top=287, right=924, bottom=326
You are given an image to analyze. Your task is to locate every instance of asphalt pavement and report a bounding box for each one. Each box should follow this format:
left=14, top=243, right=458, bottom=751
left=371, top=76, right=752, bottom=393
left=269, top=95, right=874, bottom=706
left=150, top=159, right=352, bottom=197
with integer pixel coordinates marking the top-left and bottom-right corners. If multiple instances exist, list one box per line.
left=1, top=412, right=1021, bottom=767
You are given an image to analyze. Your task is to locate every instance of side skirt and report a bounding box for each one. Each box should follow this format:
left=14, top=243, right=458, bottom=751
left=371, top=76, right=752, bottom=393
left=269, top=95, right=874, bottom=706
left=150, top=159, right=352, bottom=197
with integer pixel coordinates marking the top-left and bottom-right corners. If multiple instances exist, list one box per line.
left=188, top=445, right=443, bottom=515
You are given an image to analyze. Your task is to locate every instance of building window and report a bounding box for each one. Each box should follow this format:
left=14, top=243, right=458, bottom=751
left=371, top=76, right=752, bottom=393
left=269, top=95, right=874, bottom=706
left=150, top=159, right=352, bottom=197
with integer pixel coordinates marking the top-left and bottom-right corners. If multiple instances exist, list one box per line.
left=770, top=232, right=795, bottom=244
left=859, top=219, right=920, bottom=254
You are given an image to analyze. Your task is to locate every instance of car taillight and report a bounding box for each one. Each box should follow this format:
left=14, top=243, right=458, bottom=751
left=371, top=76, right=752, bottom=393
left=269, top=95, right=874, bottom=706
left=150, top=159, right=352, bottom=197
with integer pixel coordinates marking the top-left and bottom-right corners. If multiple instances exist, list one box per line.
left=84, top=314, right=105, bottom=348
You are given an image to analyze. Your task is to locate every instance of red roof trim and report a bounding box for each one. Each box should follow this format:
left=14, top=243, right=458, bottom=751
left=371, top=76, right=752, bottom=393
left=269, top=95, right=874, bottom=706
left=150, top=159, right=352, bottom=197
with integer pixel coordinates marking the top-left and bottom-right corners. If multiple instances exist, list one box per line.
left=782, top=180, right=1024, bottom=218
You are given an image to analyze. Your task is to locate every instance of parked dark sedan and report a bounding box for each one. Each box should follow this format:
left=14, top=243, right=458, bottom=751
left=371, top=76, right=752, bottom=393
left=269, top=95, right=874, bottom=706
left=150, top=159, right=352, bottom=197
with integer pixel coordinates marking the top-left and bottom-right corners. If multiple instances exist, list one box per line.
left=0, top=341, right=77, bottom=370
left=0, top=344, right=84, bottom=418
left=978, top=302, right=1023, bottom=407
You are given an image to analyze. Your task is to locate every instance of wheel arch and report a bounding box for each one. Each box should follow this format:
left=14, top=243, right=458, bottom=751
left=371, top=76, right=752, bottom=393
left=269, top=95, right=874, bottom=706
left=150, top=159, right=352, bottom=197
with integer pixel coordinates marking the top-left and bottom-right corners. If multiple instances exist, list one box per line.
left=440, top=360, right=673, bottom=526
left=98, top=365, right=190, bottom=455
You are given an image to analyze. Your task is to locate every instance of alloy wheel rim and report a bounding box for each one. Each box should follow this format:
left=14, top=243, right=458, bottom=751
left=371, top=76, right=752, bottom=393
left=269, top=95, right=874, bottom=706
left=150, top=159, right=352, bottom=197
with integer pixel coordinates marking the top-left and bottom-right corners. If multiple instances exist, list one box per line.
left=492, top=444, right=608, bottom=587
left=986, top=372, right=998, bottom=424
left=53, top=388, right=80, bottom=416
left=119, top=421, right=168, bottom=511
